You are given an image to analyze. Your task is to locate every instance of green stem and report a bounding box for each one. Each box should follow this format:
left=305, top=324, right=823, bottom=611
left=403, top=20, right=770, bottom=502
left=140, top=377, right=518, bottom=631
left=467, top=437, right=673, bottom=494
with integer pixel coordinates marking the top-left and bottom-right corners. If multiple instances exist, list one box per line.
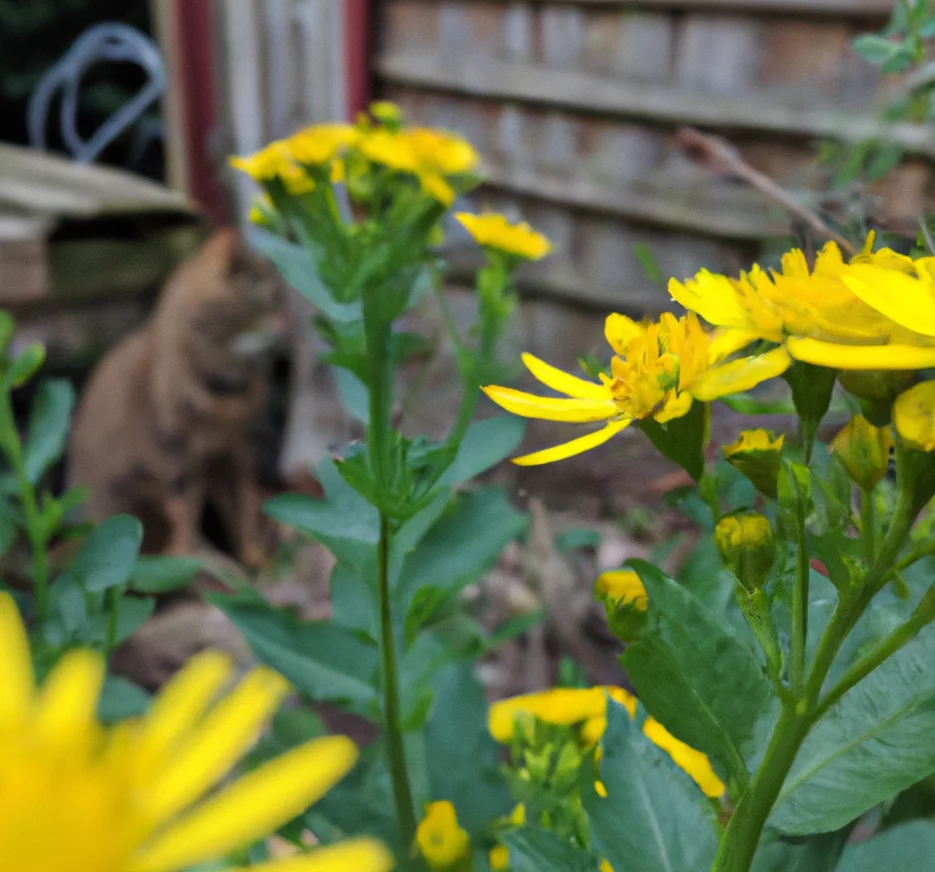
left=711, top=707, right=811, bottom=872
left=700, top=471, right=722, bottom=525
left=790, top=500, right=809, bottom=696
left=860, top=489, right=876, bottom=567
left=378, top=511, right=417, bottom=850
left=365, top=318, right=393, bottom=487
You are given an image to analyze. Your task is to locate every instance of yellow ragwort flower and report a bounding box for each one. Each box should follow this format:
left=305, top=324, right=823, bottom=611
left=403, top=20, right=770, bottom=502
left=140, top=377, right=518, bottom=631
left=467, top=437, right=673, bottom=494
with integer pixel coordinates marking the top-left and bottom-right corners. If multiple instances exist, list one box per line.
left=894, top=381, right=935, bottom=452
left=416, top=801, right=470, bottom=870
left=594, top=569, right=648, bottom=611
left=285, top=123, right=359, bottom=166
left=483, top=312, right=789, bottom=465
left=714, top=514, right=776, bottom=591
left=0, top=594, right=391, bottom=872
left=669, top=235, right=935, bottom=371
left=723, top=429, right=784, bottom=498
left=455, top=212, right=551, bottom=261
left=360, top=126, right=478, bottom=206
left=831, top=414, right=894, bottom=490
left=488, top=686, right=724, bottom=799
left=230, top=141, right=316, bottom=196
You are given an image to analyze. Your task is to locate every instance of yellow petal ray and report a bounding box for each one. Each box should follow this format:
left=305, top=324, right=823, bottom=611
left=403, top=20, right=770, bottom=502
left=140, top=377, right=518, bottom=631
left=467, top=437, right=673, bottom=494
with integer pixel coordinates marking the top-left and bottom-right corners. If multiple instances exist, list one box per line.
left=235, top=840, right=394, bottom=872
left=707, top=329, right=763, bottom=364
left=0, top=592, right=34, bottom=725
left=604, top=313, right=645, bottom=354
left=133, top=735, right=358, bottom=872
left=137, top=651, right=235, bottom=774
left=787, top=337, right=935, bottom=370
left=642, top=718, right=725, bottom=799
left=144, top=666, right=290, bottom=823
left=512, top=418, right=632, bottom=466
left=842, top=268, right=935, bottom=337
left=34, top=649, right=104, bottom=742
left=482, top=385, right=618, bottom=423
left=667, top=273, right=752, bottom=329
left=688, top=347, right=791, bottom=401
left=654, top=391, right=694, bottom=424
left=521, top=353, right=608, bottom=400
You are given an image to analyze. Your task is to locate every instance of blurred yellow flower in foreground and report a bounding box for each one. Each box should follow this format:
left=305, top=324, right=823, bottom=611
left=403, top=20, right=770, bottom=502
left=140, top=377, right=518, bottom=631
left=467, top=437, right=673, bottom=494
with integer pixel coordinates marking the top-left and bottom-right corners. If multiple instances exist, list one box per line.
left=669, top=237, right=935, bottom=371
left=416, top=801, right=470, bottom=870
left=455, top=212, right=552, bottom=260
left=286, top=123, right=360, bottom=166
left=483, top=312, right=789, bottom=465
left=0, top=593, right=391, bottom=872
left=488, top=685, right=724, bottom=799
left=230, top=141, right=317, bottom=196
left=894, top=381, right=935, bottom=452
left=594, top=569, right=648, bottom=611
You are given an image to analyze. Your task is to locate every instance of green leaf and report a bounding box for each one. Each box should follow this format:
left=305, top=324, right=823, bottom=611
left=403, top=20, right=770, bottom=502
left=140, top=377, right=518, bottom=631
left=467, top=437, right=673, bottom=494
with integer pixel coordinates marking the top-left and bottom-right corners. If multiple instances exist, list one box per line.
left=584, top=700, right=720, bottom=872
left=90, top=596, right=155, bottom=646
left=397, top=487, right=526, bottom=613
left=637, top=401, right=709, bottom=481
left=97, top=674, right=150, bottom=722
left=438, top=416, right=526, bottom=486
left=852, top=34, right=903, bottom=65
left=73, top=515, right=144, bottom=591
left=50, top=573, right=88, bottom=639
left=0, top=498, right=18, bottom=559
left=771, top=623, right=935, bottom=834
left=128, top=555, right=201, bottom=594
left=750, top=829, right=848, bottom=872
left=502, top=828, right=596, bottom=872
left=719, top=391, right=796, bottom=416
left=332, top=365, right=369, bottom=423
left=620, top=561, right=776, bottom=788
left=783, top=362, right=836, bottom=455
left=23, top=379, right=74, bottom=483
left=633, top=241, right=664, bottom=286
left=247, top=228, right=361, bottom=322
left=214, top=597, right=379, bottom=716
left=837, top=821, right=935, bottom=871
left=7, top=342, right=44, bottom=387
left=424, top=661, right=513, bottom=835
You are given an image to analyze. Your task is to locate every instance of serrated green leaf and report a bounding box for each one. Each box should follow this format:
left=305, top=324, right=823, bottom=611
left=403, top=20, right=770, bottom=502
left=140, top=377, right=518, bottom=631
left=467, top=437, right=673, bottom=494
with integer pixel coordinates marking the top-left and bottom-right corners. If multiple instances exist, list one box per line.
left=771, top=623, right=935, bottom=834
left=620, top=561, right=776, bottom=788
left=584, top=700, right=720, bottom=872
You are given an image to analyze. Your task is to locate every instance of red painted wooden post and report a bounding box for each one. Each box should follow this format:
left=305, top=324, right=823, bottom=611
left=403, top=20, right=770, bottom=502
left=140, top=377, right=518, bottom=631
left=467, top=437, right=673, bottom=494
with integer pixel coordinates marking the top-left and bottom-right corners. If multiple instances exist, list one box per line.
left=344, top=0, right=371, bottom=119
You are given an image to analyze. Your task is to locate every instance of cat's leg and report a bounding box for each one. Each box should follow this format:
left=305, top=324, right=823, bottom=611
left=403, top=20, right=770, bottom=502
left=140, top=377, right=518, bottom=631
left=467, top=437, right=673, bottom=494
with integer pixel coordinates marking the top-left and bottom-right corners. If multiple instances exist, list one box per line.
left=210, top=448, right=265, bottom=568
left=164, top=473, right=206, bottom=556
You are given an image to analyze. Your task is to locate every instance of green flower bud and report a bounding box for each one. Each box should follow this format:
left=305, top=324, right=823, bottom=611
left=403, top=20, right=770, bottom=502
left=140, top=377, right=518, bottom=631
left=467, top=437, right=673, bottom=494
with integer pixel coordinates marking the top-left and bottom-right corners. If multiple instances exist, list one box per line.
left=838, top=370, right=916, bottom=426
left=830, top=414, right=894, bottom=492
left=715, top=514, right=776, bottom=591
left=723, top=429, right=784, bottom=499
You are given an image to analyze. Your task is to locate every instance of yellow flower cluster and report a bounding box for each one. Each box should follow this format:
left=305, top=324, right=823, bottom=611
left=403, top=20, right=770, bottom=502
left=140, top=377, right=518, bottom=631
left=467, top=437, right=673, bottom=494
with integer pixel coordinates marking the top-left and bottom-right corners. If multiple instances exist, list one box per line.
left=488, top=685, right=724, bottom=799
left=0, top=594, right=390, bottom=872
left=416, top=801, right=471, bottom=870
left=455, top=213, right=552, bottom=260
left=483, top=312, right=788, bottom=465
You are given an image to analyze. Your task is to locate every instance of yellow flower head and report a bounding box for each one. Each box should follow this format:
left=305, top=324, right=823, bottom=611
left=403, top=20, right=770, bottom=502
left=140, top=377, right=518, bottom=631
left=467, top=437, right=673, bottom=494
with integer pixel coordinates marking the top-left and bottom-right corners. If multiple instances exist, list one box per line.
left=723, top=429, right=784, bottom=498
left=455, top=212, right=552, bottom=261
left=0, top=594, right=391, bottom=872
left=416, top=801, right=470, bottom=870
left=285, top=123, right=360, bottom=166
left=894, top=381, right=935, bottom=452
left=669, top=235, right=935, bottom=372
left=483, top=311, right=790, bottom=465
left=488, top=686, right=724, bottom=798
left=831, top=415, right=894, bottom=490
left=230, top=141, right=316, bottom=196
left=715, top=514, right=775, bottom=591
left=594, top=569, right=648, bottom=611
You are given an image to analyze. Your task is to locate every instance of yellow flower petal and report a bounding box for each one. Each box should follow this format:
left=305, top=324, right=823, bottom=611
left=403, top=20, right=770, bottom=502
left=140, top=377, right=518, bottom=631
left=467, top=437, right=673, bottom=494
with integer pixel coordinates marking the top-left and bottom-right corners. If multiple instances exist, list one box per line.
left=137, top=651, right=235, bottom=775
left=521, top=352, right=608, bottom=400
left=482, top=385, right=618, bottom=423
left=144, top=667, right=290, bottom=822
left=0, top=592, right=34, bottom=725
left=604, top=314, right=645, bottom=355
left=707, top=329, right=762, bottom=364
left=455, top=212, right=551, bottom=260
left=34, top=649, right=104, bottom=743
left=668, top=273, right=758, bottom=331
left=417, top=800, right=471, bottom=870
left=842, top=267, right=935, bottom=337
left=512, top=418, right=632, bottom=466
left=594, top=570, right=648, bottom=611
left=489, top=687, right=608, bottom=742
left=133, top=735, right=358, bottom=872
left=688, top=346, right=791, bottom=401
left=787, top=337, right=935, bottom=370
left=654, top=390, right=694, bottom=424
left=240, top=839, right=394, bottom=872
left=642, top=718, right=725, bottom=799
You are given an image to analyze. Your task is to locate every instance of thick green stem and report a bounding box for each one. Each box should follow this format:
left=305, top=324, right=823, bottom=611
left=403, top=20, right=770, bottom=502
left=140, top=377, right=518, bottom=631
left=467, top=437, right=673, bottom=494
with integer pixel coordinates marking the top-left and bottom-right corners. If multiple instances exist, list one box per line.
left=378, top=512, right=417, bottom=850
left=860, top=489, right=876, bottom=567
left=711, top=707, right=811, bottom=872
left=790, top=500, right=809, bottom=696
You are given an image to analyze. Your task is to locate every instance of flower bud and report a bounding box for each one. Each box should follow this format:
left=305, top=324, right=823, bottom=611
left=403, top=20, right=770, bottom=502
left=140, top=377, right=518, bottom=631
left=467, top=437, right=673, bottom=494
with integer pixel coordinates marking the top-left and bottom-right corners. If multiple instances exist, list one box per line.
left=830, top=415, right=894, bottom=492
left=594, top=569, right=648, bottom=611
left=838, top=370, right=916, bottom=425
left=893, top=381, right=935, bottom=514
left=723, top=430, right=784, bottom=498
left=715, top=514, right=775, bottom=591
left=417, top=801, right=471, bottom=870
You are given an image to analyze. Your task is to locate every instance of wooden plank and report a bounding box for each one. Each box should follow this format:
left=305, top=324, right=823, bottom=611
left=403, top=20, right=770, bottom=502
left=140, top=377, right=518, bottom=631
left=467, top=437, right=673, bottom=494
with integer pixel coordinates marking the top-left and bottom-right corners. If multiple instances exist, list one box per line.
left=412, top=0, right=894, bottom=15
left=151, top=0, right=189, bottom=193
left=482, top=163, right=788, bottom=239
left=377, top=52, right=935, bottom=157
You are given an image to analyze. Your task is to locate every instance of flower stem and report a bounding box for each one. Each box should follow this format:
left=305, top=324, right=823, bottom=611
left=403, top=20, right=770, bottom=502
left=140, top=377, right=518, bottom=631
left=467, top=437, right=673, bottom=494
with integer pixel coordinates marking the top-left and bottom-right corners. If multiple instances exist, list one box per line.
left=711, top=706, right=811, bottom=872
left=860, top=489, right=876, bottom=567
left=378, top=510, right=417, bottom=851
left=789, top=499, right=809, bottom=696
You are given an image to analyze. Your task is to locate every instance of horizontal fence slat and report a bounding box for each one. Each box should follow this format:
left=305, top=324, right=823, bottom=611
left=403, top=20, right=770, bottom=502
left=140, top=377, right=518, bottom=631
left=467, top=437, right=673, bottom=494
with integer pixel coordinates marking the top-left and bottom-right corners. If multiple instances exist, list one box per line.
left=409, top=0, right=894, bottom=15
left=377, top=52, right=935, bottom=158
left=482, top=163, right=788, bottom=239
